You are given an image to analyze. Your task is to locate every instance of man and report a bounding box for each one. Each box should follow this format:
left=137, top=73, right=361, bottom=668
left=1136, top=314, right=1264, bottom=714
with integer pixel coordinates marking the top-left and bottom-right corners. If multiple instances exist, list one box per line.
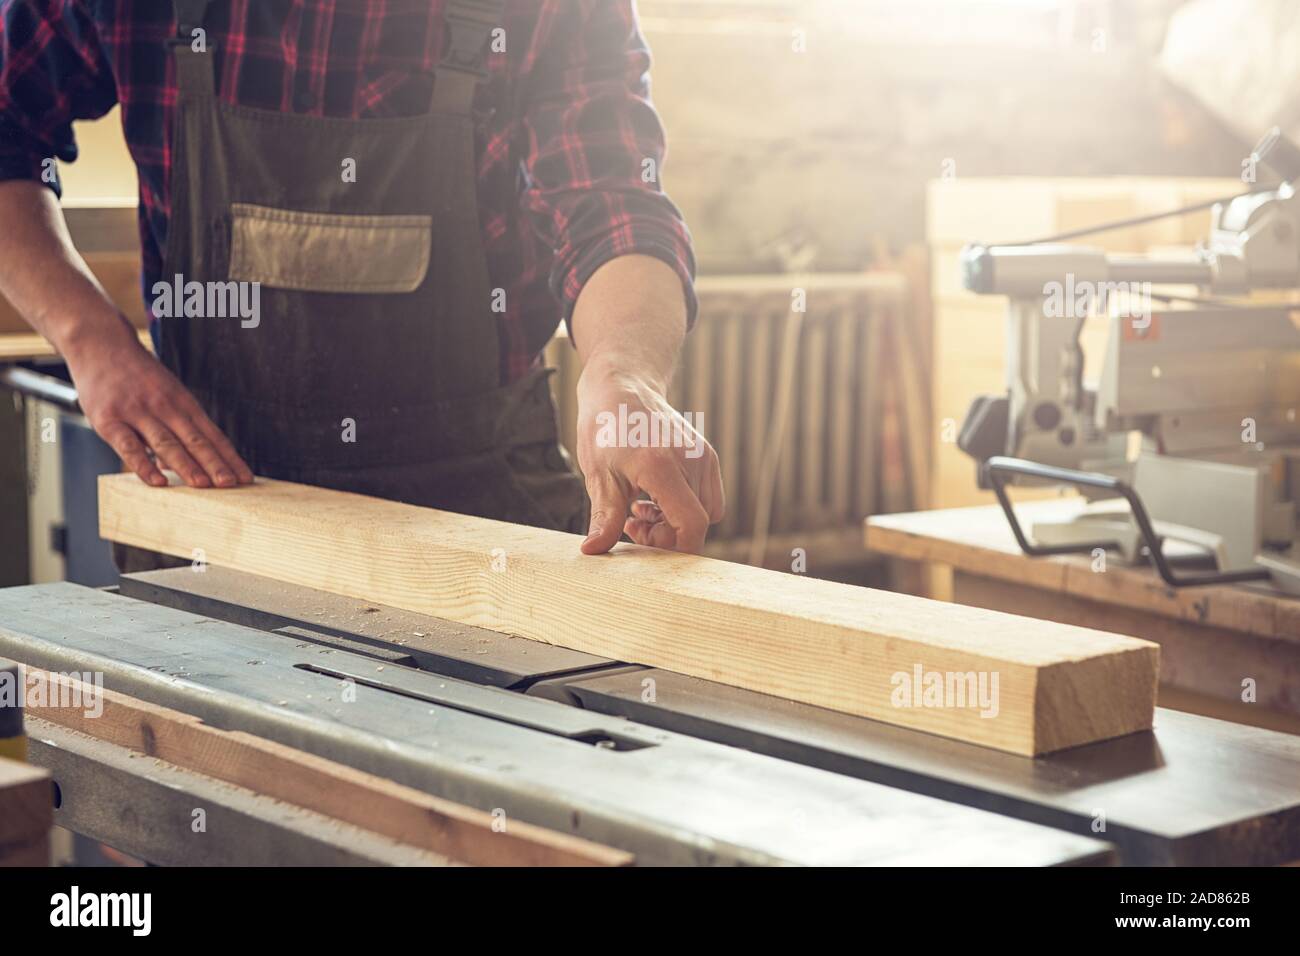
left=0, top=0, right=724, bottom=557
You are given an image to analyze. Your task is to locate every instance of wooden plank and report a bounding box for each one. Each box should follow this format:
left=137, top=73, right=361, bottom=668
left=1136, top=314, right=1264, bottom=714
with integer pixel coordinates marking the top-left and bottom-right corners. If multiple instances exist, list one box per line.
left=99, top=475, right=1159, bottom=755
left=0, top=756, right=51, bottom=863
left=25, top=668, right=630, bottom=867
left=28, top=716, right=453, bottom=866
left=0, top=837, right=49, bottom=866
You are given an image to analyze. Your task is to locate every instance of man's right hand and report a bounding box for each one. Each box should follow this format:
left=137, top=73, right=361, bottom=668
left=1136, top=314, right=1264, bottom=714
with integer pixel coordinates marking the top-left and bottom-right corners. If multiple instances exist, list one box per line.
left=65, top=324, right=254, bottom=489
left=0, top=181, right=252, bottom=490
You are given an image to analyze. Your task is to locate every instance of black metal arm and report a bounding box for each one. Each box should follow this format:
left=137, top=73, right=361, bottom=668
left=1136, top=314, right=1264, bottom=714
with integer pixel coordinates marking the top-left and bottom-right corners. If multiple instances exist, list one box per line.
left=0, top=365, right=80, bottom=412
left=981, top=456, right=1271, bottom=588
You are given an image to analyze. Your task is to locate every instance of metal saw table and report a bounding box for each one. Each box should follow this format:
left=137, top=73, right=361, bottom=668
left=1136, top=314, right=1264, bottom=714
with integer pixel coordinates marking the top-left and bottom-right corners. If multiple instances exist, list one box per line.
left=2, top=567, right=1299, bottom=866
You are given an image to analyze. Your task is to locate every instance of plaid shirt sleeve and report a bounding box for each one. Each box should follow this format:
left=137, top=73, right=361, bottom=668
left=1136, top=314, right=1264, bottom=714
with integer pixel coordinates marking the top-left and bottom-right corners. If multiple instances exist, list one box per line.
left=0, top=0, right=118, bottom=195
left=520, top=0, right=698, bottom=333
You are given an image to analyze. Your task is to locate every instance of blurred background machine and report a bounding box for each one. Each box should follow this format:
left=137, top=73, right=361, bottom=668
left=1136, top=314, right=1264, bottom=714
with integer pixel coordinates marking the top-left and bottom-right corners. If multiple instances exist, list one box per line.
left=957, top=128, right=1300, bottom=591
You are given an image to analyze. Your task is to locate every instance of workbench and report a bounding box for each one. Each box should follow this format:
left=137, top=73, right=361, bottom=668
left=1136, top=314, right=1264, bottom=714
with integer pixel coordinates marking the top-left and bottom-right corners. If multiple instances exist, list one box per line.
left=0, top=757, right=51, bottom=866
left=866, top=499, right=1300, bottom=732
left=2, top=567, right=1299, bottom=865
left=0, top=329, right=152, bottom=363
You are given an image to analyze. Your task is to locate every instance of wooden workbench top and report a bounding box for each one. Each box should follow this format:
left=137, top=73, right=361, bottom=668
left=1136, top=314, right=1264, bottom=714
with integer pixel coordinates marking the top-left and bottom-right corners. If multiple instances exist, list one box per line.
left=0, top=328, right=153, bottom=363
left=866, top=499, right=1300, bottom=643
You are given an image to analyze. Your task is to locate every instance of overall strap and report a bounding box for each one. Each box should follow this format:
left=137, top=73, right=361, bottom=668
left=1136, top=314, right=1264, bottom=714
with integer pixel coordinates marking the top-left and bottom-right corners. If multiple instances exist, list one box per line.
left=431, top=0, right=504, bottom=115
left=170, top=0, right=217, bottom=100
left=426, top=0, right=508, bottom=391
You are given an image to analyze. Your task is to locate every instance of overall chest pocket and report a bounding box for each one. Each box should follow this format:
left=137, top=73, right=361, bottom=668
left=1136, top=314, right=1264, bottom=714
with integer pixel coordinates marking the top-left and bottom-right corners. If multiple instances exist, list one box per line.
left=228, top=203, right=432, bottom=294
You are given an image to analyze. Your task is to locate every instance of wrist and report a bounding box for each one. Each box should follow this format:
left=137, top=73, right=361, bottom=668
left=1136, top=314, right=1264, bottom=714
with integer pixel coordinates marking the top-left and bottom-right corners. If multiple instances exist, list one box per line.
left=56, top=308, right=139, bottom=367
left=578, top=351, right=668, bottom=399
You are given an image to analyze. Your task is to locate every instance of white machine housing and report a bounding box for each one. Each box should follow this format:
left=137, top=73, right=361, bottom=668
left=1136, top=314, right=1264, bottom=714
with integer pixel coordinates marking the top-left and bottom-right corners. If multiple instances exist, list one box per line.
left=959, top=153, right=1300, bottom=591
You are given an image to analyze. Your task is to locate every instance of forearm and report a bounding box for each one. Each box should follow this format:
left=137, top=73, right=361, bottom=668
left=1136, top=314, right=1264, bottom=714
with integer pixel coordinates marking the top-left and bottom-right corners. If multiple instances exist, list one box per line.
left=0, top=179, right=136, bottom=360
left=570, top=254, right=687, bottom=392
left=570, top=253, right=722, bottom=555
left=0, top=178, right=251, bottom=487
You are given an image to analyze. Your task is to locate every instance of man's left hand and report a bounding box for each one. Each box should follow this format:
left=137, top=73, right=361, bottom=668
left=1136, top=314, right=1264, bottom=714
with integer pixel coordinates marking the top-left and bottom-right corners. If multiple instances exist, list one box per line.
left=576, top=364, right=724, bottom=555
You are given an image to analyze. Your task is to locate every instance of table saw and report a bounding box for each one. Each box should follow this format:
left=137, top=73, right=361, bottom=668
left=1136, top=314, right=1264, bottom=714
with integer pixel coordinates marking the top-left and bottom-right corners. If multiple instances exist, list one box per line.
left=1, top=567, right=1298, bottom=866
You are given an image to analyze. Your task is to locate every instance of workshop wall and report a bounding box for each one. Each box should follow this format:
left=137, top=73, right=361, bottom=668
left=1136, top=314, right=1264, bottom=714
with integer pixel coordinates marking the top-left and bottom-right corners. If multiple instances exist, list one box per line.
left=641, top=0, right=1244, bottom=274
left=61, top=1, right=1247, bottom=273
left=56, top=109, right=136, bottom=201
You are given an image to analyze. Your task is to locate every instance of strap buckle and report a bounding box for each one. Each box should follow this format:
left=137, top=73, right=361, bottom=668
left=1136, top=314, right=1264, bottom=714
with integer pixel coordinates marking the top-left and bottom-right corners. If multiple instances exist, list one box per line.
left=439, top=0, right=501, bottom=80
left=169, top=0, right=215, bottom=47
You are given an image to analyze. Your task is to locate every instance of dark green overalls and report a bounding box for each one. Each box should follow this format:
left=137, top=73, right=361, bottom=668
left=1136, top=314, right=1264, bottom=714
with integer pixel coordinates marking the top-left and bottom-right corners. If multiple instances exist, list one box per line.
left=117, top=0, right=587, bottom=573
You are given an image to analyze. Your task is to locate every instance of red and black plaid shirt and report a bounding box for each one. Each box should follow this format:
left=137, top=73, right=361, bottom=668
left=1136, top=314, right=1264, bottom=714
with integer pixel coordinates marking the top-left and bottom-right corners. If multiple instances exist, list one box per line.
left=0, top=0, right=696, bottom=380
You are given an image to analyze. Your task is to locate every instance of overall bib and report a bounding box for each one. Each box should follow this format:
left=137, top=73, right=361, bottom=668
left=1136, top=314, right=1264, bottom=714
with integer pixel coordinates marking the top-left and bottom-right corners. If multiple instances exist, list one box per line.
left=118, top=0, right=587, bottom=572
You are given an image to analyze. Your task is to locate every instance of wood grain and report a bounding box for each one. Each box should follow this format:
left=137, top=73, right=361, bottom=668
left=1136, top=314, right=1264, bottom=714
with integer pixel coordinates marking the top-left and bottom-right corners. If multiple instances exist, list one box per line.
left=25, top=669, right=630, bottom=867
left=0, top=756, right=51, bottom=865
left=99, top=474, right=1160, bottom=755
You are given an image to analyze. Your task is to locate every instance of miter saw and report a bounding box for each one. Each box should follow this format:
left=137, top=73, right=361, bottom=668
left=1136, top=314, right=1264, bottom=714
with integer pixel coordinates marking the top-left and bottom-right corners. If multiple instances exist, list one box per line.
left=958, top=128, right=1300, bottom=593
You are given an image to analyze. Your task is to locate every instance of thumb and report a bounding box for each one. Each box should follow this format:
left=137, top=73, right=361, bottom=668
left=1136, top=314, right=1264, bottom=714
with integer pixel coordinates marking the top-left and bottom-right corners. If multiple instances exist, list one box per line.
left=582, top=471, right=632, bottom=555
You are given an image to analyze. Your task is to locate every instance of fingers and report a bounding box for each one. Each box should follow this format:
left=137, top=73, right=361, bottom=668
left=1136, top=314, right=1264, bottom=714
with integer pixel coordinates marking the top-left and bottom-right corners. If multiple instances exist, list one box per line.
left=186, top=405, right=254, bottom=484
left=100, top=421, right=166, bottom=487
left=109, top=408, right=251, bottom=490
left=635, top=462, right=710, bottom=554
left=71, top=336, right=252, bottom=489
left=159, top=408, right=245, bottom=488
left=582, top=471, right=633, bottom=555
left=624, top=504, right=679, bottom=550
left=698, top=453, right=726, bottom=525
left=588, top=447, right=724, bottom=554
left=624, top=499, right=664, bottom=547
left=630, top=499, right=661, bottom=521
left=133, top=414, right=212, bottom=488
